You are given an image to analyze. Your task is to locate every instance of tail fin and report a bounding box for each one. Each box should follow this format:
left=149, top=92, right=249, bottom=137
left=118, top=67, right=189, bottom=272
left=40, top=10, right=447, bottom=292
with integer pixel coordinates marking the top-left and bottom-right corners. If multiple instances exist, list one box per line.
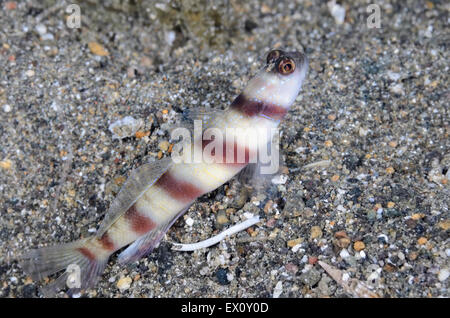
left=19, top=238, right=109, bottom=297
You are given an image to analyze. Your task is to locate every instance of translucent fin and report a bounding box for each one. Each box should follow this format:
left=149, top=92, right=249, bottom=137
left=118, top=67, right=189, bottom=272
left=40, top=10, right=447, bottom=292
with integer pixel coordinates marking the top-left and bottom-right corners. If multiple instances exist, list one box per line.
left=169, top=109, right=223, bottom=136
left=237, top=163, right=274, bottom=200
left=181, top=109, right=222, bottom=129
left=237, top=139, right=285, bottom=199
left=118, top=207, right=189, bottom=264
left=238, top=163, right=261, bottom=185
left=19, top=238, right=108, bottom=297
left=97, top=158, right=173, bottom=237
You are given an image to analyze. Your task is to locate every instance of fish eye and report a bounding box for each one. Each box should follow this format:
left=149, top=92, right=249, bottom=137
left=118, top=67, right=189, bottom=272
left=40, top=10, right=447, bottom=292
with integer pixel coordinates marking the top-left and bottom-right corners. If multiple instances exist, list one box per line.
left=278, top=57, right=296, bottom=75
left=266, top=50, right=282, bottom=64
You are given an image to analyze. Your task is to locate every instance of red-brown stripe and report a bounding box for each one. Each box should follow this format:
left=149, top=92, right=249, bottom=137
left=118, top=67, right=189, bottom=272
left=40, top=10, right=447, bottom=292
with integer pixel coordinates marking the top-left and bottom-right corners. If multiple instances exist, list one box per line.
left=261, top=104, right=288, bottom=121
left=230, top=94, right=287, bottom=121
left=155, top=171, right=203, bottom=203
left=125, top=204, right=157, bottom=235
left=77, top=247, right=96, bottom=261
left=98, top=233, right=115, bottom=251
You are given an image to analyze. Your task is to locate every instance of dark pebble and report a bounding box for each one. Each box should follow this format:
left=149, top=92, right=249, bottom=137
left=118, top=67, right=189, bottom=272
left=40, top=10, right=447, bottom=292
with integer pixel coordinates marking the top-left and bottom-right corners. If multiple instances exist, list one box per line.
left=343, top=155, right=362, bottom=171
left=101, top=152, right=111, bottom=160
left=415, top=224, right=426, bottom=235
left=405, top=218, right=417, bottom=228
left=22, top=284, right=37, bottom=298
left=386, top=209, right=401, bottom=217
left=244, top=20, right=258, bottom=33
left=216, top=268, right=230, bottom=285
left=305, top=198, right=315, bottom=208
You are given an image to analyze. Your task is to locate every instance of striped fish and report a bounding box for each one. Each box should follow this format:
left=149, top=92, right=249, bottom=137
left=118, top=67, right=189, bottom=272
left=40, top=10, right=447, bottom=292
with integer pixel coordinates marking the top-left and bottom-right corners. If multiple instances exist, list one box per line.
left=20, top=49, right=308, bottom=296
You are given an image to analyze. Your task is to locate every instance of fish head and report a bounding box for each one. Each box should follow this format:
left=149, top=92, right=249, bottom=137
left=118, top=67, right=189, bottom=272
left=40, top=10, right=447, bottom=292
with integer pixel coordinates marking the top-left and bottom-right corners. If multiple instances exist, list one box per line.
left=243, top=49, right=308, bottom=108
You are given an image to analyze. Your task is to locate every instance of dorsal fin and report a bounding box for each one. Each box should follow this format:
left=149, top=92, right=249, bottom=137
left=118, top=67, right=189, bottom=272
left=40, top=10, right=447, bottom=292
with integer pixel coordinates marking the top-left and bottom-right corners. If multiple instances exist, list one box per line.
left=96, top=158, right=173, bottom=237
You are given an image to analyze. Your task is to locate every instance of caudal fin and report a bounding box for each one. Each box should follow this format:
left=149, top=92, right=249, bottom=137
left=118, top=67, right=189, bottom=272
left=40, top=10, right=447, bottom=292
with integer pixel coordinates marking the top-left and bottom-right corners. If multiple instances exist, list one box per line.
left=19, top=238, right=109, bottom=297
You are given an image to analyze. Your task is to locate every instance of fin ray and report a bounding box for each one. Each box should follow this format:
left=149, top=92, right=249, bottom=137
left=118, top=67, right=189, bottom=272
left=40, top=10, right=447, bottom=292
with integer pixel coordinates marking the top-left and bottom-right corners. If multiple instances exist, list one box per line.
left=97, top=158, right=173, bottom=237
left=20, top=238, right=108, bottom=297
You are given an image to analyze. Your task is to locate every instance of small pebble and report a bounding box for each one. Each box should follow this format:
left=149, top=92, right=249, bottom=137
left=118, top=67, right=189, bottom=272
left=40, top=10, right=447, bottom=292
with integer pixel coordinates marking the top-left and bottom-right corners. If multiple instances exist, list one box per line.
left=243, top=212, right=254, bottom=219
left=354, top=241, right=366, bottom=251
left=0, top=159, right=12, bottom=170
left=285, top=263, right=298, bottom=274
left=310, top=226, right=323, bottom=240
left=334, top=231, right=348, bottom=239
left=342, top=273, right=350, bottom=282
left=273, top=281, right=283, bottom=298
left=116, top=276, right=132, bottom=291
left=5, top=1, right=17, bottom=10
left=324, top=140, right=333, bottom=147
left=41, top=33, right=54, bottom=41
left=359, top=127, right=369, bottom=137
left=135, top=131, right=150, bottom=139
left=388, top=141, right=398, bottom=148
left=387, top=71, right=401, bottom=81
left=409, top=251, right=419, bottom=261
left=411, top=213, right=425, bottom=220
left=88, top=42, right=109, bottom=56
left=328, top=114, right=336, bottom=121
left=340, top=249, right=350, bottom=258
left=165, top=31, right=176, bottom=46
left=387, top=201, right=395, bottom=209
left=214, top=210, right=229, bottom=225
left=261, top=4, right=271, bottom=14
left=266, top=218, right=276, bottom=227
left=3, top=104, right=11, bottom=113
left=271, top=174, right=288, bottom=185
left=377, top=234, right=389, bottom=244
left=437, top=220, right=450, bottom=231
left=327, top=0, right=346, bottom=24
left=109, top=116, right=143, bottom=139
left=336, top=237, right=350, bottom=248
left=386, top=167, right=395, bottom=174
left=299, top=269, right=321, bottom=287
left=287, top=237, right=303, bottom=247
left=308, top=256, right=318, bottom=265
left=417, top=237, right=427, bottom=245
left=185, top=217, right=194, bottom=227
left=216, top=268, right=230, bottom=285
left=159, top=140, right=170, bottom=152
left=389, top=83, right=405, bottom=95
left=438, top=269, right=449, bottom=282
left=35, top=24, right=47, bottom=35
left=263, top=200, right=273, bottom=213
